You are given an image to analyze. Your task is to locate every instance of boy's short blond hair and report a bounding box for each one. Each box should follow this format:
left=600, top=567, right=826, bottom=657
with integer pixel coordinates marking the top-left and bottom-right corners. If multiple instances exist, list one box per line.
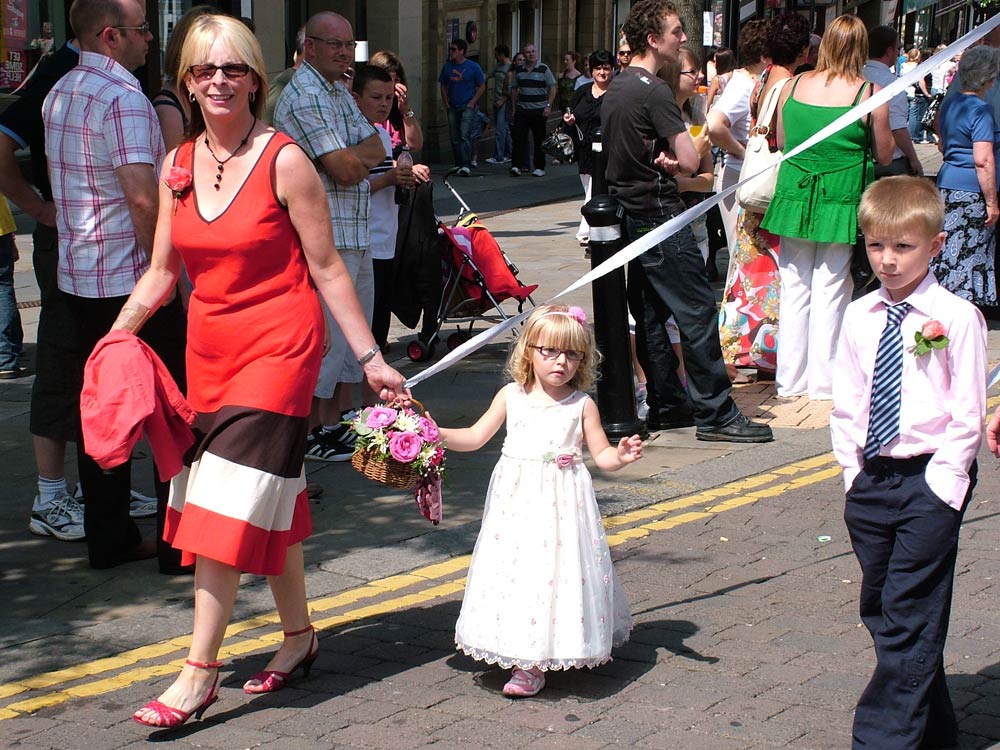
left=858, top=176, right=945, bottom=239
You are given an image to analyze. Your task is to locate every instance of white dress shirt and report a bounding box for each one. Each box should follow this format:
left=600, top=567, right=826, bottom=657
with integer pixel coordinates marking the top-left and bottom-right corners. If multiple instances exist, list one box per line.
left=831, top=272, right=986, bottom=509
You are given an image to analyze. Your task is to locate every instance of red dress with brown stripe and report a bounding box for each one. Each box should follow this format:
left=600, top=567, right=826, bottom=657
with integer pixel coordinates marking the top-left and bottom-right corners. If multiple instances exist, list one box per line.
left=164, top=133, right=324, bottom=575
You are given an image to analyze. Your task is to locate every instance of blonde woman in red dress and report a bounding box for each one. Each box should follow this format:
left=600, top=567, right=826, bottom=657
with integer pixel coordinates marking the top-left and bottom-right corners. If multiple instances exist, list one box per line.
left=115, top=15, right=405, bottom=728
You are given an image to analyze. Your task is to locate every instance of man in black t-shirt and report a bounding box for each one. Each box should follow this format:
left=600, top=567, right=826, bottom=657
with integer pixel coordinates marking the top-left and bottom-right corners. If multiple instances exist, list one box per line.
left=0, top=41, right=90, bottom=541
left=603, top=0, right=771, bottom=443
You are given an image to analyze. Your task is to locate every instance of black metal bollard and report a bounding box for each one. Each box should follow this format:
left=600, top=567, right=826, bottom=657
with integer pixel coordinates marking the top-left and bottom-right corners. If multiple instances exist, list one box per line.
left=582, top=128, right=645, bottom=440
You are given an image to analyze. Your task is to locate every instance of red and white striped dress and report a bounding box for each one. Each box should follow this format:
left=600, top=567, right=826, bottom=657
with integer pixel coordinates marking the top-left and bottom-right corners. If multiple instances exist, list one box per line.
left=164, top=133, right=324, bottom=575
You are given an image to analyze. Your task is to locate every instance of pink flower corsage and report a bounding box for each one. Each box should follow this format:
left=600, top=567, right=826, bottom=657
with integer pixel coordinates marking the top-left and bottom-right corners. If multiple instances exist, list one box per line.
left=911, top=319, right=949, bottom=357
left=163, top=166, right=192, bottom=215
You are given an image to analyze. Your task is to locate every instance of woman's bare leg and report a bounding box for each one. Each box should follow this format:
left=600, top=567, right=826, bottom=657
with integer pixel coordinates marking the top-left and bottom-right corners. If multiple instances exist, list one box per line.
left=252, top=543, right=314, bottom=678
left=133, top=556, right=241, bottom=722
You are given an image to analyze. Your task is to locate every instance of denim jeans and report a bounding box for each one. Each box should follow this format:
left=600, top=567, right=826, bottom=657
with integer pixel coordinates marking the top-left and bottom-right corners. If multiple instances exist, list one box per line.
left=492, top=102, right=512, bottom=160
left=624, top=216, right=738, bottom=427
left=908, top=95, right=932, bottom=143
left=447, top=106, right=476, bottom=168
left=0, top=233, right=23, bottom=371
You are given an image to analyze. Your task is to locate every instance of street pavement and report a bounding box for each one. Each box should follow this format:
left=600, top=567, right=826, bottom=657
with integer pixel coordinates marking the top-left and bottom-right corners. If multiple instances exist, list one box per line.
left=6, top=142, right=1000, bottom=749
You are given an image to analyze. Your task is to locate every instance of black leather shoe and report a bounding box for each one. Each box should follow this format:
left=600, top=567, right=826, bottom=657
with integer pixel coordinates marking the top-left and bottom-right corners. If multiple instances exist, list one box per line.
left=647, top=405, right=696, bottom=430
left=696, top=414, right=773, bottom=443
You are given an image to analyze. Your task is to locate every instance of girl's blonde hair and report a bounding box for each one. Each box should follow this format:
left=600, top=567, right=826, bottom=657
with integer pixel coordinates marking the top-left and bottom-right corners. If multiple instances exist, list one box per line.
left=815, top=15, right=868, bottom=81
left=506, top=305, right=600, bottom=391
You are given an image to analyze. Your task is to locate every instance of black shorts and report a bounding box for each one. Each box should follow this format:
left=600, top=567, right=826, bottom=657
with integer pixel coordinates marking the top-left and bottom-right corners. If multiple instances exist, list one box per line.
left=29, top=225, right=82, bottom=442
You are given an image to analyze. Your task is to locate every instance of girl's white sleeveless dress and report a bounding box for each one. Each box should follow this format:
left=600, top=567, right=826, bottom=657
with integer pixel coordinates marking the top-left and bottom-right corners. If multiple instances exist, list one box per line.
left=455, top=384, right=632, bottom=670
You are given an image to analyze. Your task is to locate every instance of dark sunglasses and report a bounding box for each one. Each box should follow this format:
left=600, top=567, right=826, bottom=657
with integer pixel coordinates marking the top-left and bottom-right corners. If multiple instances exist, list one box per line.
left=617, top=50, right=632, bottom=57
left=189, top=63, right=252, bottom=81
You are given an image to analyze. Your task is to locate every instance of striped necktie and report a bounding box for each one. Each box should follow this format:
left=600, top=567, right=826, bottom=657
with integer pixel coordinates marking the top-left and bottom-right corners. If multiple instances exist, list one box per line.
left=863, top=302, right=911, bottom=460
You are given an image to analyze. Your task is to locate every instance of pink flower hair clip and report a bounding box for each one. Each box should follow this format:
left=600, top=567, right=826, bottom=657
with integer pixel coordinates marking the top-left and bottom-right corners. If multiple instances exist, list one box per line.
left=541, top=306, right=588, bottom=326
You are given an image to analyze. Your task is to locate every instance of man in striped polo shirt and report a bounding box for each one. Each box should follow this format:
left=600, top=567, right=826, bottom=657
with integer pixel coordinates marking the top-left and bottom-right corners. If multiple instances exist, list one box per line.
left=510, top=43, right=556, bottom=177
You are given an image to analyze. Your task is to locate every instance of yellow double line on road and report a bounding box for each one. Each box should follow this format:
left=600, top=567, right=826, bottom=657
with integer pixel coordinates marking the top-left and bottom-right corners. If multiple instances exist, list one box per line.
left=0, top=451, right=858, bottom=721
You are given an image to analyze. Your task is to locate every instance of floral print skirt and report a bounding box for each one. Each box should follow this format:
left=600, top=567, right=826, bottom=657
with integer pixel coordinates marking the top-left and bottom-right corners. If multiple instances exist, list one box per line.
left=932, top=188, right=996, bottom=306
left=718, top=209, right=781, bottom=371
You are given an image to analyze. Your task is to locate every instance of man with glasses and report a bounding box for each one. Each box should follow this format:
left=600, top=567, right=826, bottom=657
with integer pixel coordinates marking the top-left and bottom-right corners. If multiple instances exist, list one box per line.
left=42, top=0, right=188, bottom=569
left=274, top=11, right=386, bottom=464
left=603, top=0, right=772, bottom=443
left=438, top=39, right=486, bottom=176
left=510, top=43, right=556, bottom=177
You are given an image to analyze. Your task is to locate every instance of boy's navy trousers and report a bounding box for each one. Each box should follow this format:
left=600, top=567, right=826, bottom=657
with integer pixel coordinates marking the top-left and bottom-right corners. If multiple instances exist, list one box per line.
left=844, top=454, right=975, bottom=750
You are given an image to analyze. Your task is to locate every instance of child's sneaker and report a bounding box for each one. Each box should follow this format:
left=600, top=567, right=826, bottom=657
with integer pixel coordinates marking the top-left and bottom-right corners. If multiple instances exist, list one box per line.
left=635, top=384, right=649, bottom=420
left=29, top=491, right=86, bottom=541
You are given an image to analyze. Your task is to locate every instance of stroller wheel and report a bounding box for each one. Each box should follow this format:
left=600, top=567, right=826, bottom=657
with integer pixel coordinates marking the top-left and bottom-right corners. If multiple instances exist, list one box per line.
left=407, top=340, right=433, bottom=362
left=446, top=331, right=469, bottom=351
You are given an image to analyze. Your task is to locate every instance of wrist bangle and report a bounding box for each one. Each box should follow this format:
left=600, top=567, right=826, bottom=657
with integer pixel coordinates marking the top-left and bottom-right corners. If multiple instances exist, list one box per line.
left=404, top=109, right=415, bottom=119
left=357, top=345, right=381, bottom=366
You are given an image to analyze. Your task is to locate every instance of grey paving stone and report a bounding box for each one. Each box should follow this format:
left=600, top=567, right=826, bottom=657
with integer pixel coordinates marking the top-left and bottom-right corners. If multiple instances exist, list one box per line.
left=637, top=728, right=755, bottom=749
left=429, top=716, right=547, bottom=747
left=521, top=733, right=610, bottom=750
left=257, top=738, right=337, bottom=750
left=572, top=716, right=657, bottom=744
left=323, top=722, right=433, bottom=748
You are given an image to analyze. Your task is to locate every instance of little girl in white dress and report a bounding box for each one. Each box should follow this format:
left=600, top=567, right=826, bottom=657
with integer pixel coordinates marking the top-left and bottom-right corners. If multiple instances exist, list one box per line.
left=432, top=304, right=640, bottom=697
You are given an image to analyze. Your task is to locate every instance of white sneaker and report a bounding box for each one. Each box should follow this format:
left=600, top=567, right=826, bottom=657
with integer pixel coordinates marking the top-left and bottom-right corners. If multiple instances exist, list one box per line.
left=510, top=167, right=521, bottom=176
left=485, top=157, right=504, bottom=164
left=129, top=490, right=158, bottom=518
left=30, top=492, right=86, bottom=541
left=75, top=483, right=159, bottom=519
left=636, top=387, right=649, bottom=420
left=458, top=166, right=471, bottom=176
left=531, top=168, right=545, bottom=177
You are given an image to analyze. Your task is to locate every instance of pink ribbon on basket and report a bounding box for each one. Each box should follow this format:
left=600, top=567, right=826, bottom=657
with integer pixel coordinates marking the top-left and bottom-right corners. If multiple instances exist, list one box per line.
left=414, top=474, right=442, bottom=525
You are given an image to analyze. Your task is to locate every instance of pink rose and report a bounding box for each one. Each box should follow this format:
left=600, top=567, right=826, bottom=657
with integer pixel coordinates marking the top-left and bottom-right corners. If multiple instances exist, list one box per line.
left=555, top=453, right=574, bottom=468
left=921, top=320, right=946, bottom=340
left=389, top=431, right=424, bottom=463
left=163, top=166, right=192, bottom=194
left=366, top=406, right=398, bottom=428
left=417, top=416, right=440, bottom=442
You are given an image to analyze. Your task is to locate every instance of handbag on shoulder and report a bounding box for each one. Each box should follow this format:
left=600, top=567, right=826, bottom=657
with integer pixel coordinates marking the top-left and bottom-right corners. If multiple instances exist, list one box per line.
left=736, top=77, right=789, bottom=212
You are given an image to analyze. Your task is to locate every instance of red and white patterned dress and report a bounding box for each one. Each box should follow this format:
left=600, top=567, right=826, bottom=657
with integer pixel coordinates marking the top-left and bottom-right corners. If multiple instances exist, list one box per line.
left=164, top=133, right=324, bottom=575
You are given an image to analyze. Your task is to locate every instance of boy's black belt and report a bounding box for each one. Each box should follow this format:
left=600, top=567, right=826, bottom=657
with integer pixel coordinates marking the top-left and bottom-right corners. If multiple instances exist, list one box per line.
left=863, top=453, right=933, bottom=478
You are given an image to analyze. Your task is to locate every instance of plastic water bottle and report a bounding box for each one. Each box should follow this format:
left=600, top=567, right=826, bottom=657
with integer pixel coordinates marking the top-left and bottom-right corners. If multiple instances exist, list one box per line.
left=394, top=147, right=413, bottom=205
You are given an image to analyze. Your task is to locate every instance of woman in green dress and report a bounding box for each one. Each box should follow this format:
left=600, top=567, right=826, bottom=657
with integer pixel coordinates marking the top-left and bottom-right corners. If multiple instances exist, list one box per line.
left=760, top=15, right=893, bottom=400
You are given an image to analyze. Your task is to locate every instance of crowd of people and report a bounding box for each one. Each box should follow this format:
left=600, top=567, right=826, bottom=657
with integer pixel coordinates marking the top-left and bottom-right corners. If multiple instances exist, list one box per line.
left=1, top=0, right=999, bottom=743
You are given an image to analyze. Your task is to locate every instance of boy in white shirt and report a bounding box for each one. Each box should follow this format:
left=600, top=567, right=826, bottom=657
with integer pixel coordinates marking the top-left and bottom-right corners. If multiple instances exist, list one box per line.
left=831, top=176, right=986, bottom=749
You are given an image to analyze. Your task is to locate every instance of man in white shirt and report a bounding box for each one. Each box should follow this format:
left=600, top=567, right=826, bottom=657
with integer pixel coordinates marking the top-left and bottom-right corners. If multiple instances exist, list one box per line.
left=863, top=26, right=922, bottom=178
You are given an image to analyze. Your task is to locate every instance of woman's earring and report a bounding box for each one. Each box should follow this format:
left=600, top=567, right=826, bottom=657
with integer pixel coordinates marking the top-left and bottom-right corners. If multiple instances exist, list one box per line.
left=250, top=91, right=256, bottom=104
left=189, top=91, right=196, bottom=103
